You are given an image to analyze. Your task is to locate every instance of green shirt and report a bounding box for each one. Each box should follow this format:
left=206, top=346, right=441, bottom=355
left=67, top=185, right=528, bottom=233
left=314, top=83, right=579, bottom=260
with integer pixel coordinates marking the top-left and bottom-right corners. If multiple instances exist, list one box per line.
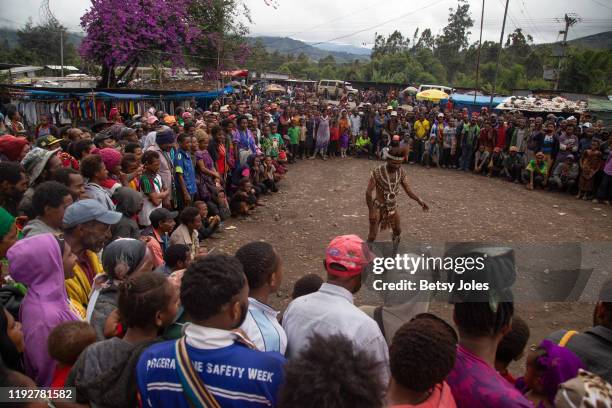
left=356, top=135, right=371, bottom=148
left=526, top=159, right=548, bottom=175
left=288, top=127, right=300, bottom=145
left=267, top=133, right=284, bottom=158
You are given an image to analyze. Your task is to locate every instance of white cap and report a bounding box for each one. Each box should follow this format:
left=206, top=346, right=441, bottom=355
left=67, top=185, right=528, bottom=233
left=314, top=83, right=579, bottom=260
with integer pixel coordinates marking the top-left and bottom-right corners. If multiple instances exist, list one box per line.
left=391, top=111, right=398, bottom=117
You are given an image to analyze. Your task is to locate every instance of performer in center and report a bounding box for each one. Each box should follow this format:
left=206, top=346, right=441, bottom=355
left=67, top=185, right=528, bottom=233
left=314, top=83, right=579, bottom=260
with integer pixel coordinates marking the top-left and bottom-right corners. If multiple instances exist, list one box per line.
left=366, top=145, right=429, bottom=252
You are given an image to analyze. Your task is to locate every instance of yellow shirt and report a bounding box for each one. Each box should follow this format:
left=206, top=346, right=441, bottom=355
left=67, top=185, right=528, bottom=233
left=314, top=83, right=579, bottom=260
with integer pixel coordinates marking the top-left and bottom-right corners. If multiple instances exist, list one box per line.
left=65, top=250, right=103, bottom=313
left=414, top=119, right=431, bottom=140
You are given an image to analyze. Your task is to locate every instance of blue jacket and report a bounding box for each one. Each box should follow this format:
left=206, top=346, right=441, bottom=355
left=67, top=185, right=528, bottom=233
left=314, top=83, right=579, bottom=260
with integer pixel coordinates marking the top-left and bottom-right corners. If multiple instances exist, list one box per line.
left=137, top=339, right=285, bottom=407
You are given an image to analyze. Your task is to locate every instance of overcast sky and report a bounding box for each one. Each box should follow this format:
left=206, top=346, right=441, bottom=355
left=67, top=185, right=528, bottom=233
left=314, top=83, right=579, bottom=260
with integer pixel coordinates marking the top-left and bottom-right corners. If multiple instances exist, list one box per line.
left=1, top=0, right=611, bottom=48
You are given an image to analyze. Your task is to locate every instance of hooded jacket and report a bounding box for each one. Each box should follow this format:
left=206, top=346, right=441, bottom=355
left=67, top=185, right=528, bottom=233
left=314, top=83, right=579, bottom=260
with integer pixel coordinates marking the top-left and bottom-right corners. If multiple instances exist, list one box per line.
left=21, top=218, right=61, bottom=238
left=66, top=337, right=158, bottom=408
left=7, top=233, right=79, bottom=386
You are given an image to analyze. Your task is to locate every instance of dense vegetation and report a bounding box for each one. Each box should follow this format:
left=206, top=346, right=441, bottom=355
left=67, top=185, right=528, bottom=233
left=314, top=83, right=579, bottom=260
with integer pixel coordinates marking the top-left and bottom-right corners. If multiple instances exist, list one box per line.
left=245, top=1, right=612, bottom=95
left=0, top=0, right=610, bottom=94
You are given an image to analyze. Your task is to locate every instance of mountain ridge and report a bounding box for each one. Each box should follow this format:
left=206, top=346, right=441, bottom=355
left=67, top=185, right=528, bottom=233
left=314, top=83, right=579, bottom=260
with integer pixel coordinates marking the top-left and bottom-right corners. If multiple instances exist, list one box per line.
left=247, top=36, right=370, bottom=62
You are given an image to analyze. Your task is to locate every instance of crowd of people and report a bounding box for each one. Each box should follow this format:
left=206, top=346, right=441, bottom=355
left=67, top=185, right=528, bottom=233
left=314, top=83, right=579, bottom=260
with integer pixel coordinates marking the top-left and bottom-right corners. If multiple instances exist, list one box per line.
left=0, top=93, right=610, bottom=407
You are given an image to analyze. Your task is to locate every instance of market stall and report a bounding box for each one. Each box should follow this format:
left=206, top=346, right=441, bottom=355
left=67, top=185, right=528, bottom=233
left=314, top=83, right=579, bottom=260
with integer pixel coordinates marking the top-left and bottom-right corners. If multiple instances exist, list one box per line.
left=0, top=85, right=232, bottom=129
left=495, top=95, right=586, bottom=116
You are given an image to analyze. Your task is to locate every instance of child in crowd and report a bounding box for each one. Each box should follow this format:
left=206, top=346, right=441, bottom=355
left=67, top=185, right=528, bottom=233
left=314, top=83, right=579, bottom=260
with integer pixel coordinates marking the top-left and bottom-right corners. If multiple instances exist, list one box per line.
left=98, top=148, right=123, bottom=192
left=577, top=139, right=602, bottom=200
left=194, top=200, right=220, bottom=240
left=516, top=339, right=583, bottom=408
left=124, top=143, right=143, bottom=163
left=66, top=272, right=179, bottom=408
left=236, top=241, right=286, bottom=354
left=230, top=178, right=257, bottom=216
left=291, top=273, right=324, bottom=299
left=495, top=316, right=530, bottom=384
left=339, top=125, right=350, bottom=159
left=423, top=135, right=440, bottom=168
left=299, top=118, right=307, bottom=159
left=488, top=147, right=505, bottom=177
left=138, top=151, right=169, bottom=227
left=158, top=244, right=192, bottom=276
left=120, top=153, right=142, bottom=191
left=263, top=156, right=279, bottom=192
left=387, top=315, right=458, bottom=407
left=81, top=154, right=115, bottom=211
left=473, top=145, right=490, bottom=175
left=268, top=123, right=284, bottom=160
left=278, top=333, right=384, bottom=408
left=247, top=155, right=268, bottom=196
left=329, top=119, right=340, bottom=159
left=287, top=121, right=300, bottom=163
left=441, top=119, right=457, bottom=168
left=47, top=321, right=96, bottom=387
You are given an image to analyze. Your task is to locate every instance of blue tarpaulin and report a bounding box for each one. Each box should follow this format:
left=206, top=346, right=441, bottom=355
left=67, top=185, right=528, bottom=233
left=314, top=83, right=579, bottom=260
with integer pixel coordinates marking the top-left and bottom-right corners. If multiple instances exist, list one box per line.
left=11, top=87, right=231, bottom=101
left=450, top=93, right=507, bottom=110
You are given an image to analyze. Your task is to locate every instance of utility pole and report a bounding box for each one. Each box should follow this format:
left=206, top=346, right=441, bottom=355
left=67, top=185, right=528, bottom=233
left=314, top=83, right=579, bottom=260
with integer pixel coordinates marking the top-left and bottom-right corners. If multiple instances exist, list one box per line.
left=60, top=30, right=64, bottom=77
left=554, top=14, right=579, bottom=90
left=489, top=0, right=509, bottom=109
left=474, top=0, right=485, bottom=104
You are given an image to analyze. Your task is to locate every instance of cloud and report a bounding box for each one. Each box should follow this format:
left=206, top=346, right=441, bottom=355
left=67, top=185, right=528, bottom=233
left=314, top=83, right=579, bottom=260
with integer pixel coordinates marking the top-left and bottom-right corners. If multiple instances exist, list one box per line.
left=1, top=0, right=610, bottom=47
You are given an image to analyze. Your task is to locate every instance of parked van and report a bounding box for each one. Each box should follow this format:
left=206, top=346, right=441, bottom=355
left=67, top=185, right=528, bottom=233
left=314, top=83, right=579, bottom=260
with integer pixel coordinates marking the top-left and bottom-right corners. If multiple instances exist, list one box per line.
left=317, top=80, right=358, bottom=100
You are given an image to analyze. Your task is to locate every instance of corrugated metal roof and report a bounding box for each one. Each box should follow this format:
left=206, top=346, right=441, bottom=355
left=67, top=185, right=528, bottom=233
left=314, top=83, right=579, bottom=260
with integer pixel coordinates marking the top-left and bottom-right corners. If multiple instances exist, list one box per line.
left=0, top=66, right=43, bottom=74
left=45, top=65, right=79, bottom=71
left=587, top=98, right=612, bottom=112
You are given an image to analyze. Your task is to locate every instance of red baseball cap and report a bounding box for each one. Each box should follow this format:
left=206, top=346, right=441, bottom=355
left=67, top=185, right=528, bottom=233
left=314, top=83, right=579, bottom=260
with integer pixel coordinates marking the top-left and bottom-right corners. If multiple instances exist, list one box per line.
left=325, top=235, right=374, bottom=277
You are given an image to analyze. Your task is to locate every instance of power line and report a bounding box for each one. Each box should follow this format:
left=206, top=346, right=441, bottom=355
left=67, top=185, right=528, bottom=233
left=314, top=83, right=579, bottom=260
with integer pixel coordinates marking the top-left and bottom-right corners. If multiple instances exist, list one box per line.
left=589, top=0, right=612, bottom=11
left=274, top=0, right=450, bottom=56
left=517, top=0, right=545, bottom=43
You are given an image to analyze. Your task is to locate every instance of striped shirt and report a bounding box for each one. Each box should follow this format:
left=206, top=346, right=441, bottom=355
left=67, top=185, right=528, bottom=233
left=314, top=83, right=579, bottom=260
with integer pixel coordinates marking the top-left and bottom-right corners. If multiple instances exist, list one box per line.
left=240, top=298, right=287, bottom=355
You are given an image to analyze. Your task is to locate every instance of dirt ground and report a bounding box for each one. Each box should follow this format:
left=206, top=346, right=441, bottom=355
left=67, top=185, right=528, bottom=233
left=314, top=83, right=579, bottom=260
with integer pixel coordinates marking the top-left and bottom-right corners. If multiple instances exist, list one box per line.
left=211, top=157, right=611, bottom=372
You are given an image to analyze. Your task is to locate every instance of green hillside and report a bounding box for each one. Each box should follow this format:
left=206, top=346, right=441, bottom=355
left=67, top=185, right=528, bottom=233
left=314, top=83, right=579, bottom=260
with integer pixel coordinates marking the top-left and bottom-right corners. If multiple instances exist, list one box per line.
left=248, top=36, right=369, bottom=62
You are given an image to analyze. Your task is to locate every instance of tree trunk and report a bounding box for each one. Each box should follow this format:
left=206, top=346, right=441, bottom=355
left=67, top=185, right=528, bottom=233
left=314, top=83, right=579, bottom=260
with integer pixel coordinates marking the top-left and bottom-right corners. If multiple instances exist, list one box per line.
left=98, top=63, right=112, bottom=88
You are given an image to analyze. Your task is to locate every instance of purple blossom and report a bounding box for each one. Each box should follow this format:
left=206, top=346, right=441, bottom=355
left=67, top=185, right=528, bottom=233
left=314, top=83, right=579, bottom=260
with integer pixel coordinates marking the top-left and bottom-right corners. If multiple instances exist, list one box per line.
left=79, top=0, right=201, bottom=68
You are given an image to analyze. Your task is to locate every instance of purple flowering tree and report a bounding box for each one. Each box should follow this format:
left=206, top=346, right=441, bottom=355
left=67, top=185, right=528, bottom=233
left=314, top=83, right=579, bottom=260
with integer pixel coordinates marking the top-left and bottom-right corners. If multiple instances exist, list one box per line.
left=80, top=0, right=201, bottom=87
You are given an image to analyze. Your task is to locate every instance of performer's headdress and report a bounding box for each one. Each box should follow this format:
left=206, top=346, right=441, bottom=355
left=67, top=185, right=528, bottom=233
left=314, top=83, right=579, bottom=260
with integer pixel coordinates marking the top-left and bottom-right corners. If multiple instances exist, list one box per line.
left=386, top=146, right=408, bottom=162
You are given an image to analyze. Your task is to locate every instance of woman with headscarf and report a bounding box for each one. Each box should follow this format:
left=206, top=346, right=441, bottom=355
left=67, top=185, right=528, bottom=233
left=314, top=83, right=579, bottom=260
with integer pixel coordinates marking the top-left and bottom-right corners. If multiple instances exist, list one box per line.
left=516, top=339, right=584, bottom=407
left=7, top=233, right=79, bottom=386
left=98, top=147, right=123, bottom=192
left=87, top=239, right=154, bottom=339
left=194, top=129, right=221, bottom=216
left=0, top=135, right=30, bottom=162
